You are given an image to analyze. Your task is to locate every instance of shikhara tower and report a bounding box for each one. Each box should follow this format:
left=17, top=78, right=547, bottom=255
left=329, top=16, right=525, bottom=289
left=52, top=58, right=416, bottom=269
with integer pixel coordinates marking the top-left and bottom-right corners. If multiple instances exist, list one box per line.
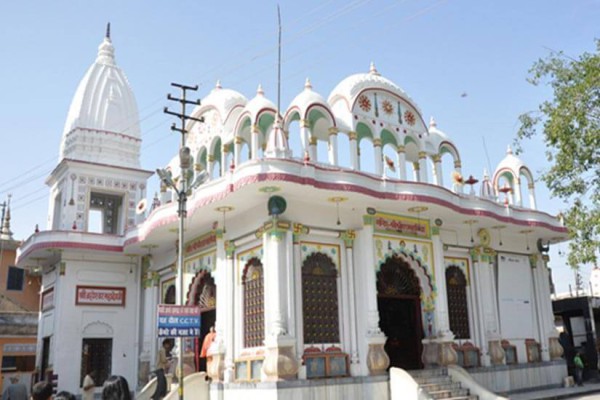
left=18, top=28, right=569, bottom=399
left=19, top=27, right=151, bottom=391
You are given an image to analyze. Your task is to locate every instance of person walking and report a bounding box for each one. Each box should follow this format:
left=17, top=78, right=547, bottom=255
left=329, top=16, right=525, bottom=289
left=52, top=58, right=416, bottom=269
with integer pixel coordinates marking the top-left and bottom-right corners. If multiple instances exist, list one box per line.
left=31, top=381, right=53, bottom=400
left=574, top=351, right=585, bottom=386
left=81, top=370, right=96, bottom=400
left=2, top=376, right=28, bottom=400
left=151, top=340, right=172, bottom=400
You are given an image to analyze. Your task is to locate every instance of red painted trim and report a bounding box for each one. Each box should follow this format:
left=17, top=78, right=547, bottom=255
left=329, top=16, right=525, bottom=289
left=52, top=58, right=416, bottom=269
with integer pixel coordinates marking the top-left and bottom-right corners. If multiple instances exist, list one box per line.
left=124, top=162, right=566, bottom=247
left=19, top=240, right=123, bottom=262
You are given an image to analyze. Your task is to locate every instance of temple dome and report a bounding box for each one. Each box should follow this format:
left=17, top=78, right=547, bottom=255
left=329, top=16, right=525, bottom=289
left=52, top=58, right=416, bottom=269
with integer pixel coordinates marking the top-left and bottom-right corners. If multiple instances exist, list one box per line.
left=328, top=62, right=421, bottom=115
left=494, top=146, right=526, bottom=177
left=60, top=31, right=142, bottom=169
left=243, top=84, right=277, bottom=123
left=193, top=81, right=247, bottom=125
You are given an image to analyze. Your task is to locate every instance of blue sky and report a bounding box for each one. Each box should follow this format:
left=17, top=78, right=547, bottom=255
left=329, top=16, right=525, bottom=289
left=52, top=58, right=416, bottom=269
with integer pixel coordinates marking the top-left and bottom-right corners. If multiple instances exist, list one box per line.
left=0, top=1, right=598, bottom=293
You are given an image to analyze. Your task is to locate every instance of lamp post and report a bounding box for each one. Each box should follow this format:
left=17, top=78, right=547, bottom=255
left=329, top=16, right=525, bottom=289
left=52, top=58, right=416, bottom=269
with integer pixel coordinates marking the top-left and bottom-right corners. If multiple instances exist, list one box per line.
left=157, top=83, right=205, bottom=400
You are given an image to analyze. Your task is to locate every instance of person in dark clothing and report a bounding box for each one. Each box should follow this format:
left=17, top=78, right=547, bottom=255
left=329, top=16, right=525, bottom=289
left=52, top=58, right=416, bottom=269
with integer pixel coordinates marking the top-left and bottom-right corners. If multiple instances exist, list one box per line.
left=102, top=376, right=131, bottom=400
left=151, top=340, right=172, bottom=400
left=31, top=381, right=53, bottom=400
left=54, top=391, right=76, bottom=400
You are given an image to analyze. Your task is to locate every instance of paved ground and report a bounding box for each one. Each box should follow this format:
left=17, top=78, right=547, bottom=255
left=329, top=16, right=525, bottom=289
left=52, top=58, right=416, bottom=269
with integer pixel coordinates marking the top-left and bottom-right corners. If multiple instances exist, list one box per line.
left=509, top=382, right=600, bottom=400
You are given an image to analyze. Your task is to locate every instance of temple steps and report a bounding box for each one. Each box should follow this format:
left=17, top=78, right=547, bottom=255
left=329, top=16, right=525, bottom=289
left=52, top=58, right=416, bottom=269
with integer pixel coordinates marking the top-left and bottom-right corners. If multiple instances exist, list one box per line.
left=410, top=368, right=478, bottom=400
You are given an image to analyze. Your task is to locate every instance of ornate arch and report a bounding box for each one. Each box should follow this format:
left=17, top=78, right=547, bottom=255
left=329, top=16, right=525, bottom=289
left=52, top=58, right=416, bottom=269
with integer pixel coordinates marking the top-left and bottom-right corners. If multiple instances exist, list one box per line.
left=377, top=255, right=420, bottom=297
left=186, top=270, right=216, bottom=310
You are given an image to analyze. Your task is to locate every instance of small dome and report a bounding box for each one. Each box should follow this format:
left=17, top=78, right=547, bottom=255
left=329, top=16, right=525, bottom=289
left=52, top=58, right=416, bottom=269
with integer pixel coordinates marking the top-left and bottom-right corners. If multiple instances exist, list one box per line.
left=192, top=81, right=247, bottom=124
left=327, top=62, right=421, bottom=115
left=286, top=78, right=333, bottom=122
left=244, top=84, right=277, bottom=123
left=494, top=146, right=526, bottom=177
left=426, top=116, right=450, bottom=148
left=60, top=32, right=141, bottom=168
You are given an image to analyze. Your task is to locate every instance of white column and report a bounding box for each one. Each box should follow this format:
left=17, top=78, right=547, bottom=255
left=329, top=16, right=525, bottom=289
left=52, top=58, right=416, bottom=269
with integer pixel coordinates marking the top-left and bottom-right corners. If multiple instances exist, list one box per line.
left=328, top=128, right=339, bottom=166
left=431, top=234, right=452, bottom=339
left=418, top=151, right=428, bottom=183
left=397, top=147, right=407, bottom=180
left=224, top=240, right=236, bottom=381
left=349, top=132, right=359, bottom=170
left=471, top=256, right=491, bottom=366
left=300, top=119, right=310, bottom=158
left=341, top=231, right=360, bottom=370
left=433, top=155, right=443, bottom=186
left=292, top=229, right=304, bottom=368
left=221, top=145, right=229, bottom=176
left=373, top=139, right=383, bottom=176
left=207, top=155, right=215, bottom=180
left=309, top=136, right=317, bottom=163
left=251, top=124, right=260, bottom=160
left=528, top=183, right=537, bottom=210
left=234, top=137, right=242, bottom=167
left=514, top=177, right=523, bottom=206
left=355, top=223, right=389, bottom=375
left=262, top=222, right=298, bottom=380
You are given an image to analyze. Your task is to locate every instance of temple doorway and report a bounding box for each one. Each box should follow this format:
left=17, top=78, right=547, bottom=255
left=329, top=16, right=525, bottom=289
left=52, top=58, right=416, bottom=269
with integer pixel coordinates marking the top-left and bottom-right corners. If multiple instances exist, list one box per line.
left=188, top=271, right=217, bottom=372
left=376, top=255, right=423, bottom=370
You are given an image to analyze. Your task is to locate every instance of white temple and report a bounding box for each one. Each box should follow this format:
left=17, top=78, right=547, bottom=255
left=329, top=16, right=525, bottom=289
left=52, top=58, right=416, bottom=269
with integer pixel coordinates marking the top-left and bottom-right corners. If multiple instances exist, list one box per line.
left=17, top=29, right=570, bottom=399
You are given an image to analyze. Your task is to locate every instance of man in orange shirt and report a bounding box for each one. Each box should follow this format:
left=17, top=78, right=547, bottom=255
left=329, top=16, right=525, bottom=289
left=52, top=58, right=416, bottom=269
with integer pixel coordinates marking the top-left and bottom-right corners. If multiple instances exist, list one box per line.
left=199, top=326, right=216, bottom=372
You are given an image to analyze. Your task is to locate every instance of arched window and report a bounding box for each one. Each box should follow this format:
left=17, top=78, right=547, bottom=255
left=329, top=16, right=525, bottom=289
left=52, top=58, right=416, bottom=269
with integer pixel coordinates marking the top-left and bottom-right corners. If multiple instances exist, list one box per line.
left=243, top=258, right=264, bottom=348
left=302, top=252, right=339, bottom=344
left=446, top=266, right=470, bottom=339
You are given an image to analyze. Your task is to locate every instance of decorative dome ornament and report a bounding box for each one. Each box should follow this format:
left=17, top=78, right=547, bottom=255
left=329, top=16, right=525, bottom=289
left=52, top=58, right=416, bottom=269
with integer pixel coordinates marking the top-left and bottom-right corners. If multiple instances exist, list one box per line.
left=369, top=61, right=380, bottom=76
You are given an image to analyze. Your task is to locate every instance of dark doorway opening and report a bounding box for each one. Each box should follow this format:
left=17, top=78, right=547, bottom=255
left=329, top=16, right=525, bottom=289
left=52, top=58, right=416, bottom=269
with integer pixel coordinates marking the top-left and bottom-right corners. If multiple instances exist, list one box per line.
left=376, top=254, right=424, bottom=370
left=378, top=296, right=423, bottom=370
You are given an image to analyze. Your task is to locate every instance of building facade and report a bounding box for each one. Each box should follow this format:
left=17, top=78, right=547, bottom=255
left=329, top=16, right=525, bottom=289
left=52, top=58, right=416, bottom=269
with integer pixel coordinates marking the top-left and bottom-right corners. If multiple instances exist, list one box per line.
left=0, top=199, right=40, bottom=392
left=17, top=31, right=569, bottom=398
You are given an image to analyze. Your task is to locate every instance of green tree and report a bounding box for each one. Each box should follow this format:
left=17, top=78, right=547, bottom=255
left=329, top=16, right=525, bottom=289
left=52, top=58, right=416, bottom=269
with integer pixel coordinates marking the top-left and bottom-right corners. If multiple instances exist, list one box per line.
left=516, top=40, right=599, bottom=268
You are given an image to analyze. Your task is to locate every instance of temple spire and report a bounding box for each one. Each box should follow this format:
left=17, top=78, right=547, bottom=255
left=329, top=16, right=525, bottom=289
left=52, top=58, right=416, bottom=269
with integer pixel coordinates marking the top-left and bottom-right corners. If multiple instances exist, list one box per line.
left=106, top=22, right=111, bottom=40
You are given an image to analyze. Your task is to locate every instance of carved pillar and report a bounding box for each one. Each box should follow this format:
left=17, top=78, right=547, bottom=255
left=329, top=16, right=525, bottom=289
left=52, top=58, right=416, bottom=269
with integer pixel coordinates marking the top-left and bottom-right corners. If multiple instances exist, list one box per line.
left=221, top=144, right=230, bottom=176
left=349, top=131, right=359, bottom=170
left=373, top=138, right=383, bottom=176
left=262, top=221, right=299, bottom=380
left=251, top=124, right=260, bottom=160
left=139, top=256, right=158, bottom=385
left=397, top=146, right=407, bottom=180
left=206, top=230, right=227, bottom=381
left=328, top=127, right=339, bottom=166
left=292, top=224, right=306, bottom=370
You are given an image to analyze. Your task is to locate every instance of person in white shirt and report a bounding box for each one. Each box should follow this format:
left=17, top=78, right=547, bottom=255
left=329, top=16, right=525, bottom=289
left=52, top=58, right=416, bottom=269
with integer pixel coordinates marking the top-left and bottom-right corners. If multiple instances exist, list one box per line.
left=82, top=371, right=96, bottom=400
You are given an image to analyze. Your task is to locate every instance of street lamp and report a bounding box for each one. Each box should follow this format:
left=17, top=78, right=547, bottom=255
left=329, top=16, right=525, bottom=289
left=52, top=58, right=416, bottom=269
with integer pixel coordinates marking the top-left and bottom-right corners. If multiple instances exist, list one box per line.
left=158, top=83, right=205, bottom=400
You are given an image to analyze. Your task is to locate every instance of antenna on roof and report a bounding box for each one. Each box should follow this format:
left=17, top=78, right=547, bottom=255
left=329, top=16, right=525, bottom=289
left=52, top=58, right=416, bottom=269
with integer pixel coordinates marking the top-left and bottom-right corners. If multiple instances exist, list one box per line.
left=106, top=22, right=111, bottom=40
left=276, top=5, right=282, bottom=123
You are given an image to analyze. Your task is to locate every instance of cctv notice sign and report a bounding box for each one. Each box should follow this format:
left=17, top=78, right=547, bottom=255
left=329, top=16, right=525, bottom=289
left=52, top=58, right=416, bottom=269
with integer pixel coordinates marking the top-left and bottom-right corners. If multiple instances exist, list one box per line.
left=157, top=304, right=201, bottom=337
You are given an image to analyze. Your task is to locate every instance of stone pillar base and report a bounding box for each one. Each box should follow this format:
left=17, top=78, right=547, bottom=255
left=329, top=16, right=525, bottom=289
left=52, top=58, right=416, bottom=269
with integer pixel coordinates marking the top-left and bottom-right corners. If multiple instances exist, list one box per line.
left=262, top=336, right=299, bottom=381
left=549, top=336, right=564, bottom=360
left=488, top=339, right=506, bottom=365
left=421, top=339, right=457, bottom=367
left=367, top=336, right=390, bottom=375
left=207, top=352, right=225, bottom=382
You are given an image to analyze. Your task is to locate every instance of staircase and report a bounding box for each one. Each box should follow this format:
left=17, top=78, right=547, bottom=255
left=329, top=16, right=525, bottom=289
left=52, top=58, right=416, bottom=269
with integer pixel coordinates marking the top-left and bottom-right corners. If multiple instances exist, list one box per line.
left=410, top=368, right=478, bottom=400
